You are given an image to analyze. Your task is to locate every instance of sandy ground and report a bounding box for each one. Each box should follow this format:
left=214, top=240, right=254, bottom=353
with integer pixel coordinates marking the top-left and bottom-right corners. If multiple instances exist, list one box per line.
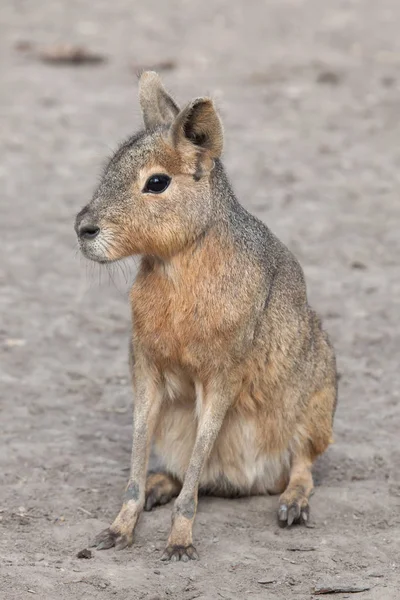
left=1, top=1, right=400, bottom=598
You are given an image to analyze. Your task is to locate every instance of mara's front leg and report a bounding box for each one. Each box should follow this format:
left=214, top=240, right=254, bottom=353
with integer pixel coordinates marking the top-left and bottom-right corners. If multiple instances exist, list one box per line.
left=93, top=354, right=163, bottom=550
left=162, top=378, right=234, bottom=562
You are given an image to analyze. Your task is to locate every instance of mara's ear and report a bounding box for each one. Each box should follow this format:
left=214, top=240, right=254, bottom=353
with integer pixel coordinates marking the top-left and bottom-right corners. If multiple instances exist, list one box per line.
left=170, top=98, right=224, bottom=162
left=139, top=71, right=180, bottom=129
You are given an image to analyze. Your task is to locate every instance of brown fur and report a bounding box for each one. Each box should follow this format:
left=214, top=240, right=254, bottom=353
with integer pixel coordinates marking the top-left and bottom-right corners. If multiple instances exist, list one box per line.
left=76, top=72, right=337, bottom=561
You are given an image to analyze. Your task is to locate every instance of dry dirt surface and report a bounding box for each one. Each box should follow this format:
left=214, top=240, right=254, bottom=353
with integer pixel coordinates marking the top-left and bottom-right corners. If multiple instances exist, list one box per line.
left=1, top=1, right=400, bottom=599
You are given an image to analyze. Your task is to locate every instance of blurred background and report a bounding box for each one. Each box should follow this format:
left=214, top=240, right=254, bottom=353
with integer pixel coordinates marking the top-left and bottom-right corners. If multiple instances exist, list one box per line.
left=1, top=1, right=399, bottom=599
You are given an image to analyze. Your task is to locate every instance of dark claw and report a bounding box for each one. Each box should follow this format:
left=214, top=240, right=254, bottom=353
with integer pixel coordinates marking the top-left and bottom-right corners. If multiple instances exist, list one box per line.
left=145, top=492, right=171, bottom=512
left=186, top=545, right=199, bottom=560
left=300, top=505, right=310, bottom=524
left=278, top=504, right=288, bottom=520
left=278, top=504, right=288, bottom=527
left=97, top=540, right=113, bottom=550
left=145, top=494, right=156, bottom=511
left=115, top=536, right=130, bottom=551
left=287, top=504, right=299, bottom=527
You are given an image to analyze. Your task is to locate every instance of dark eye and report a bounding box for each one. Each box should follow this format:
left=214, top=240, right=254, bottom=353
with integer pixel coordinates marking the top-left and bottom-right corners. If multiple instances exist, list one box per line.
left=143, top=174, right=171, bottom=194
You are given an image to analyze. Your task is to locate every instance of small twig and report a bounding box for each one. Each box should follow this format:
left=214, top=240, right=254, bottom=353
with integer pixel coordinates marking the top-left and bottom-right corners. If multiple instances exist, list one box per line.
left=77, top=506, right=94, bottom=517
left=313, top=584, right=371, bottom=595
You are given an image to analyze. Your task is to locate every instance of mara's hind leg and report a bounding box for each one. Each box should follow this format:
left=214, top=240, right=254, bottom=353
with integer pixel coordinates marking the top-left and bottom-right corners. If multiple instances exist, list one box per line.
left=278, top=381, right=336, bottom=527
left=278, top=453, right=313, bottom=526
left=145, top=471, right=181, bottom=511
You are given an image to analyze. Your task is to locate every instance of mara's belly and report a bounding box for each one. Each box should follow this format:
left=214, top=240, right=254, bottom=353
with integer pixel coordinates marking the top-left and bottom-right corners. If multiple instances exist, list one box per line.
left=153, top=402, right=290, bottom=495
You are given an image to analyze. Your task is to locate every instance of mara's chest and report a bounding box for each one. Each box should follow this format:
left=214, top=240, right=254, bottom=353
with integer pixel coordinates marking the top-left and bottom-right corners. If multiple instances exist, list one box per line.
left=130, top=270, right=215, bottom=368
left=130, top=256, right=250, bottom=370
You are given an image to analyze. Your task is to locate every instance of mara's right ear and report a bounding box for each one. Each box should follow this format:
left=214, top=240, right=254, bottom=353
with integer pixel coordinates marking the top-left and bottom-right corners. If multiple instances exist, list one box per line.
left=139, top=71, right=180, bottom=129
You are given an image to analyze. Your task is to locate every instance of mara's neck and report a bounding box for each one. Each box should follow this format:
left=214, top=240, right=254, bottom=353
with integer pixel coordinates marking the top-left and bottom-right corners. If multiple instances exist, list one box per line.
left=139, top=218, right=236, bottom=284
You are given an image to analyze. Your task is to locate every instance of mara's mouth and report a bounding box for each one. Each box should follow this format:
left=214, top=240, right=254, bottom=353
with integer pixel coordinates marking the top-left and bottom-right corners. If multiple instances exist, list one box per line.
left=78, top=231, right=112, bottom=263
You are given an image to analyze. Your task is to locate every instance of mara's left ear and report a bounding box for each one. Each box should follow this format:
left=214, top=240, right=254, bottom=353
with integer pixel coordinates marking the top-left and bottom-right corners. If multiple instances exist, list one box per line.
left=139, top=71, right=180, bottom=129
left=170, top=98, right=223, bottom=171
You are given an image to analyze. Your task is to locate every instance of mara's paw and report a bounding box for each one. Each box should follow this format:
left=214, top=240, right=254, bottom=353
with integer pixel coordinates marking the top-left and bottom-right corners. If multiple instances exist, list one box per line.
left=144, top=472, right=181, bottom=512
left=91, top=501, right=140, bottom=550
left=161, top=544, right=199, bottom=562
left=278, top=498, right=310, bottom=528
left=91, top=527, right=133, bottom=551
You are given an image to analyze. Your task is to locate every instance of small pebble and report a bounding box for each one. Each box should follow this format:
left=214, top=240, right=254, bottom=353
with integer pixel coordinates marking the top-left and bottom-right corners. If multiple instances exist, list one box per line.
left=351, top=261, right=367, bottom=270
left=76, top=548, right=92, bottom=559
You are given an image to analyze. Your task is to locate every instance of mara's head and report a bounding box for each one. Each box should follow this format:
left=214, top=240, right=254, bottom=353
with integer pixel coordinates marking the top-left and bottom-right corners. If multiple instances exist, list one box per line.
left=75, top=72, right=224, bottom=262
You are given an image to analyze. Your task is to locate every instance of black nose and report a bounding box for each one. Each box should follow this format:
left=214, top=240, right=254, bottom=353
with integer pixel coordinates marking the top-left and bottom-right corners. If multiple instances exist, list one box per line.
left=79, top=224, right=100, bottom=240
